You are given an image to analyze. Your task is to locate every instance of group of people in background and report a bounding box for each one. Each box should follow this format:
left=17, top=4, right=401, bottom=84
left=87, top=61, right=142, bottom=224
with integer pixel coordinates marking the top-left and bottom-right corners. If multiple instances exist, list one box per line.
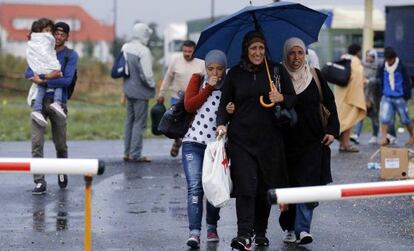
left=24, top=17, right=413, bottom=251
left=336, top=44, right=414, bottom=152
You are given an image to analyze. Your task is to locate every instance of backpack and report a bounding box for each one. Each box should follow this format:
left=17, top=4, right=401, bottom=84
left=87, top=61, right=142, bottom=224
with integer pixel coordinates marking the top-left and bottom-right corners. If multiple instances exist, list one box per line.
left=62, top=48, right=78, bottom=99
left=111, top=51, right=129, bottom=79
left=321, top=58, right=351, bottom=87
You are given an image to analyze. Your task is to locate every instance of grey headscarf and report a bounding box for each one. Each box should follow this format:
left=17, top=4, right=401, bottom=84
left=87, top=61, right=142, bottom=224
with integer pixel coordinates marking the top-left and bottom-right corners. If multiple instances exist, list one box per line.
left=204, top=49, right=227, bottom=89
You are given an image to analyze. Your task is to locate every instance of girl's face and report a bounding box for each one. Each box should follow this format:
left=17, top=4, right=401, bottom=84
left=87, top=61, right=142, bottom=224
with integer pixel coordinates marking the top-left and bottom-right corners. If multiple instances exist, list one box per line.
left=42, top=25, right=53, bottom=33
left=248, top=42, right=265, bottom=65
left=287, top=46, right=305, bottom=70
left=206, top=63, right=225, bottom=79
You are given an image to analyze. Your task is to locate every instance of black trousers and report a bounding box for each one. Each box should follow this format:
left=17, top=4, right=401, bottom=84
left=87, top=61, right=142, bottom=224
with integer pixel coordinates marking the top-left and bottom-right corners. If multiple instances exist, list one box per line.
left=236, top=173, right=271, bottom=237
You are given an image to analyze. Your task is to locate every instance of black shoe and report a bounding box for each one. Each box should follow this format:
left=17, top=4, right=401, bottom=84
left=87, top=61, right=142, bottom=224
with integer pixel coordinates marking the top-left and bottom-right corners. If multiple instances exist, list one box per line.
left=58, top=174, right=68, bottom=189
left=255, top=236, right=269, bottom=246
left=231, top=235, right=252, bottom=250
left=32, top=182, right=46, bottom=195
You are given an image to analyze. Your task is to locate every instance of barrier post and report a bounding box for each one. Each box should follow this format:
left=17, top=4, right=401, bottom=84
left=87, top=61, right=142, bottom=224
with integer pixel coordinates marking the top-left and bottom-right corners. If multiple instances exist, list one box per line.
left=84, top=175, right=93, bottom=251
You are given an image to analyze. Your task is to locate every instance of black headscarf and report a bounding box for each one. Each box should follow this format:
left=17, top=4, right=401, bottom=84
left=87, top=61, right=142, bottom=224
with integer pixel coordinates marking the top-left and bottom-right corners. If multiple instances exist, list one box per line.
left=240, top=30, right=266, bottom=72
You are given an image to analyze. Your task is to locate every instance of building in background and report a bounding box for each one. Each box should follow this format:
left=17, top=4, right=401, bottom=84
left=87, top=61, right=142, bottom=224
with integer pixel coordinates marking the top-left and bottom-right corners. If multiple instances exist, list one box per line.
left=385, top=5, right=414, bottom=80
left=313, top=7, right=385, bottom=66
left=0, top=3, right=114, bottom=62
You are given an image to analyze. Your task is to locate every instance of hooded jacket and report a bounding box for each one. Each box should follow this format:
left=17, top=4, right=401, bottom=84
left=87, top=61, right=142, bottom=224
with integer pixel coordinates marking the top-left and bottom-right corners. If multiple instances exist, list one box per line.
left=121, top=23, right=155, bottom=99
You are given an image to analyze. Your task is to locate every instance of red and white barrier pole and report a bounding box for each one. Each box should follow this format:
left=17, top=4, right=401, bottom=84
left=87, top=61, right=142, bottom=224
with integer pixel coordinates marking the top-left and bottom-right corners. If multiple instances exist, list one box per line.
left=0, top=158, right=104, bottom=175
left=0, top=157, right=105, bottom=250
left=268, top=180, right=414, bottom=204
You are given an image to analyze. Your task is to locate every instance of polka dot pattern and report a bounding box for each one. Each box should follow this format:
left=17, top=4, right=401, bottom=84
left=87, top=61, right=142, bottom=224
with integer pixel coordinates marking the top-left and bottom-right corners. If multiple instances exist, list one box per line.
left=183, top=87, right=222, bottom=145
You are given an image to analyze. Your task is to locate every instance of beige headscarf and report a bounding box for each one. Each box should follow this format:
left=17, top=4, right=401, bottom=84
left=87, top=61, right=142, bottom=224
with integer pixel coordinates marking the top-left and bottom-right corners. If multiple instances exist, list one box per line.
left=282, top=37, right=313, bottom=94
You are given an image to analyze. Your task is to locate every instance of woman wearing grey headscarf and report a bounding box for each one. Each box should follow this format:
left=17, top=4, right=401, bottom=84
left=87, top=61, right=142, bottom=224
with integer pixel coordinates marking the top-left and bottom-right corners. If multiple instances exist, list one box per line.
left=279, top=37, right=339, bottom=245
left=351, top=49, right=381, bottom=144
left=181, top=49, right=227, bottom=248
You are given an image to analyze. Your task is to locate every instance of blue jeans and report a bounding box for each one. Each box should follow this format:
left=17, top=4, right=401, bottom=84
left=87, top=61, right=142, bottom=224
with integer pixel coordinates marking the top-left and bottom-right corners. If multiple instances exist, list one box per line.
left=380, top=96, right=411, bottom=125
left=33, top=86, right=63, bottom=112
left=182, top=142, right=220, bottom=235
left=353, top=118, right=379, bottom=137
left=295, top=203, right=314, bottom=235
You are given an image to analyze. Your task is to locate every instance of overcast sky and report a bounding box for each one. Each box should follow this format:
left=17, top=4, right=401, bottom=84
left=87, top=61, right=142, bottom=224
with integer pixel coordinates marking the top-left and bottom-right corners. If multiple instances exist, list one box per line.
left=2, top=0, right=414, bottom=37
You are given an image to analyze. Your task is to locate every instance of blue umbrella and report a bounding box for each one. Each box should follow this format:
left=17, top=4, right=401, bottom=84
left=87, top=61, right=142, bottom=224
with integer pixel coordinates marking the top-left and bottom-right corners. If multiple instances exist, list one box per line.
left=194, top=1, right=327, bottom=68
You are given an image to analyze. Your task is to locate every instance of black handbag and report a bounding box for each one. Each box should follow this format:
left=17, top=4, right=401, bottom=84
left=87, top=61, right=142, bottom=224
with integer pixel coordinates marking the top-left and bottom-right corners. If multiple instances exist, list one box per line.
left=321, top=58, right=351, bottom=87
left=150, top=103, right=166, bottom=135
left=273, top=66, right=297, bottom=127
left=157, top=97, right=193, bottom=139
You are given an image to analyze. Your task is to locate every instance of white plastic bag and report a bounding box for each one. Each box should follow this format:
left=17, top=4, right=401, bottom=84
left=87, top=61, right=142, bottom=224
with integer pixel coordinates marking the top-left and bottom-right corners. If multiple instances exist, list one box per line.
left=202, top=137, right=232, bottom=208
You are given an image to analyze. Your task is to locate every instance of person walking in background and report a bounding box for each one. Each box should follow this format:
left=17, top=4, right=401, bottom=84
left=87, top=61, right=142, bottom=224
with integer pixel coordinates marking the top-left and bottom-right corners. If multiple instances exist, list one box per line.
left=378, top=47, right=414, bottom=146
left=157, top=40, right=205, bottom=157
left=216, top=31, right=295, bottom=250
left=278, top=37, right=339, bottom=245
left=26, top=18, right=66, bottom=127
left=306, top=47, right=320, bottom=69
left=334, top=44, right=366, bottom=152
left=121, top=23, right=156, bottom=163
left=350, top=49, right=381, bottom=145
left=25, top=21, right=78, bottom=194
left=180, top=50, right=227, bottom=248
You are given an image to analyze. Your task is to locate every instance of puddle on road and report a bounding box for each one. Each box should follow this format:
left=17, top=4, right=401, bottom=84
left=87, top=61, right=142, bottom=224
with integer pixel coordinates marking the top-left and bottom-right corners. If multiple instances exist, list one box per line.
left=128, top=210, right=147, bottom=214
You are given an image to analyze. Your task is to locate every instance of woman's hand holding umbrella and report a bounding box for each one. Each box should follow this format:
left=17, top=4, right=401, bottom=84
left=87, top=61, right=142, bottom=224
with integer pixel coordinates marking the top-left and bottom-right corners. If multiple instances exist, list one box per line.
left=269, top=88, right=284, bottom=104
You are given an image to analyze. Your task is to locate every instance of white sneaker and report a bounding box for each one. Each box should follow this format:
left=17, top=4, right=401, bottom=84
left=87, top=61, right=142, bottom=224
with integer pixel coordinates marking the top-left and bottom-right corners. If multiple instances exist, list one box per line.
left=350, top=134, right=360, bottom=144
left=297, top=231, right=313, bottom=245
left=283, top=230, right=296, bottom=243
left=368, top=136, right=378, bottom=144
left=386, top=134, right=397, bottom=145
left=49, top=102, right=66, bottom=118
left=31, top=111, right=48, bottom=127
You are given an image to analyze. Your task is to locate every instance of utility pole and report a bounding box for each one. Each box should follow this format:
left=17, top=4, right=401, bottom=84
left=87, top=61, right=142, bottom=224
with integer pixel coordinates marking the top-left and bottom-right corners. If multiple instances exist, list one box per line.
left=211, top=0, right=215, bottom=23
left=112, top=0, right=117, bottom=58
left=113, top=0, right=117, bottom=40
left=363, top=0, right=374, bottom=55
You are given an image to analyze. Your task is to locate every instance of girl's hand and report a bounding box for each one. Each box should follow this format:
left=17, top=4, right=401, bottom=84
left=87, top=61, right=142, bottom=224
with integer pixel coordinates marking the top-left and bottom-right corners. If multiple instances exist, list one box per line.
left=208, top=76, right=219, bottom=87
left=216, top=125, right=227, bottom=137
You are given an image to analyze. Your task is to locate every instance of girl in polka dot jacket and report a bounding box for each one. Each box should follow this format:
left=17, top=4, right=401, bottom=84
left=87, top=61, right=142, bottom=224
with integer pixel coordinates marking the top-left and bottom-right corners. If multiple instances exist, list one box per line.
left=181, top=50, right=227, bottom=248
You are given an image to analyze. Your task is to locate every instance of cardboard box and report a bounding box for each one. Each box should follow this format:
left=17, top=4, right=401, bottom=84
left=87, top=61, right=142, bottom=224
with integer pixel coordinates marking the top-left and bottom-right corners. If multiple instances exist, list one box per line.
left=380, top=147, right=409, bottom=180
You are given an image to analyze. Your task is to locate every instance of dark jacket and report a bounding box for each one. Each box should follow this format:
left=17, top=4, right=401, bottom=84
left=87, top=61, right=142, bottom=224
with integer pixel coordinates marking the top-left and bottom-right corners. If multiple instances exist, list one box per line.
left=217, top=62, right=296, bottom=196
left=284, top=69, right=340, bottom=187
left=377, top=59, right=412, bottom=100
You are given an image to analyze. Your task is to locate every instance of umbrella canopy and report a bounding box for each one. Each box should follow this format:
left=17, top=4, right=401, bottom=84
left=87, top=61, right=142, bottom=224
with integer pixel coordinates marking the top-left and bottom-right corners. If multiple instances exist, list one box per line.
left=194, top=1, right=327, bottom=68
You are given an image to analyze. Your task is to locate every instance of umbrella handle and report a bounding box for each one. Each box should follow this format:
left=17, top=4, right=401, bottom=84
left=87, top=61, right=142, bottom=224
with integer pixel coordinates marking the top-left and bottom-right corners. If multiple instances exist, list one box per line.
left=259, top=57, right=276, bottom=108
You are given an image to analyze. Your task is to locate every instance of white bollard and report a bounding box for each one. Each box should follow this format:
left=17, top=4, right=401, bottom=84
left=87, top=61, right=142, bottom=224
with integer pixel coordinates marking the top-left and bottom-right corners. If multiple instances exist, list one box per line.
left=0, top=158, right=104, bottom=176
left=268, top=180, right=414, bottom=204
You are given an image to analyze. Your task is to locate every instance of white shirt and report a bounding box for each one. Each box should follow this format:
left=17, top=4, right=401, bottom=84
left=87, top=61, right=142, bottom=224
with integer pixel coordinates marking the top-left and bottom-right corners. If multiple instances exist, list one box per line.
left=159, top=55, right=205, bottom=99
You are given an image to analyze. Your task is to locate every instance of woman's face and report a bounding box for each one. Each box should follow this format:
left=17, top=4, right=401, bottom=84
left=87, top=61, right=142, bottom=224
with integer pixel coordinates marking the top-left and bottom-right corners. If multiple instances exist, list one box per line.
left=287, top=46, right=305, bottom=70
left=248, top=42, right=265, bottom=65
left=206, top=63, right=225, bottom=79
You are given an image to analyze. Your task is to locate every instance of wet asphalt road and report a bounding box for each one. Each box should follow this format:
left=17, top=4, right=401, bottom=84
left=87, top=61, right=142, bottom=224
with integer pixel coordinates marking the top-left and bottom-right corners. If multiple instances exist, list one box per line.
left=0, top=136, right=413, bottom=251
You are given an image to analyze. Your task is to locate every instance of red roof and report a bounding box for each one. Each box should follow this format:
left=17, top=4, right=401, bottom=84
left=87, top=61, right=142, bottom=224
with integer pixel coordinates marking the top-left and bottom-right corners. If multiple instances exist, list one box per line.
left=0, top=3, right=114, bottom=42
